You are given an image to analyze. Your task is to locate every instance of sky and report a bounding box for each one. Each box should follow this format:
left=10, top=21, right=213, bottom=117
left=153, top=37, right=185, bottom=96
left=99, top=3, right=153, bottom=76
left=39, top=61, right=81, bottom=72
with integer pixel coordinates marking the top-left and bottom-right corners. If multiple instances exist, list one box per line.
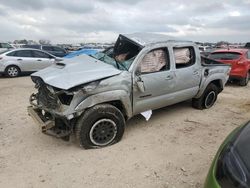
left=0, top=0, right=250, bottom=44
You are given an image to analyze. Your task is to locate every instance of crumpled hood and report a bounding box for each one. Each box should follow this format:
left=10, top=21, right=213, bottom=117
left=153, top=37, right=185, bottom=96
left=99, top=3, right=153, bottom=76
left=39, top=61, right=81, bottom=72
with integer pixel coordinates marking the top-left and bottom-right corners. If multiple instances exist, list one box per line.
left=32, top=55, right=121, bottom=90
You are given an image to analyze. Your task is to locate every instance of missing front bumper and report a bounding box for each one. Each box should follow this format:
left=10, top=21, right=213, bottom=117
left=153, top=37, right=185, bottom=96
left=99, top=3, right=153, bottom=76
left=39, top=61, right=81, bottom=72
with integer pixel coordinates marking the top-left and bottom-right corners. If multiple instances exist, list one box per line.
left=27, top=106, right=71, bottom=138
left=27, top=106, right=55, bottom=132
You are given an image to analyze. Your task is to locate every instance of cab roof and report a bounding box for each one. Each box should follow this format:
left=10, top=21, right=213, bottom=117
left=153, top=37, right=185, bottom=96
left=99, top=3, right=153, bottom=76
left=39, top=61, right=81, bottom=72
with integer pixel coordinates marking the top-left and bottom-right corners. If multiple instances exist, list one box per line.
left=120, top=33, right=192, bottom=47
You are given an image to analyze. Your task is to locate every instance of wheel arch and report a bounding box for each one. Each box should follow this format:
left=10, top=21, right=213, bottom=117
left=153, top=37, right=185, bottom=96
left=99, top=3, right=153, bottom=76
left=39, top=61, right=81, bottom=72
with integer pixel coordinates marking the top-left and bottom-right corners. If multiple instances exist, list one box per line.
left=75, top=90, right=132, bottom=120
left=195, top=78, right=224, bottom=99
left=210, top=79, right=223, bottom=93
left=105, top=100, right=128, bottom=120
left=4, top=64, right=21, bottom=76
left=4, top=63, right=22, bottom=72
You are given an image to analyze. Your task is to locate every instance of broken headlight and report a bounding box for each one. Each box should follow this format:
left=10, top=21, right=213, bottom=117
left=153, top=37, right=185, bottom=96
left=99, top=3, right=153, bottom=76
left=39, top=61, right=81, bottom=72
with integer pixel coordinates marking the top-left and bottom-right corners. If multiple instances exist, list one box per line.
left=46, top=85, right=73, bottom=106
left=57, top=93, right=73, bottom=105
left=68, top=81, right=100, bottom=93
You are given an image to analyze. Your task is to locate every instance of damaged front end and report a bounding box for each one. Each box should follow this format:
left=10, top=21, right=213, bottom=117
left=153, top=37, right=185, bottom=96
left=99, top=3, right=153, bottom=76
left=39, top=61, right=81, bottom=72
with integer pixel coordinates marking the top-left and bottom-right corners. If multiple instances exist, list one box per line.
left=28, top=77, right=78, bottom=140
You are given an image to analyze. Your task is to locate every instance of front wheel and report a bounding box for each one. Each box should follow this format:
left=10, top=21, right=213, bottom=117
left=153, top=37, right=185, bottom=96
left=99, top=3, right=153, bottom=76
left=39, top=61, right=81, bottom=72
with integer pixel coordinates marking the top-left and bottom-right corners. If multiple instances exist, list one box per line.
left=192, top=83, right=218, bottom=110
left=75, top=104, right=125, bottom=149
left=5, top=65, right=20, bottom=77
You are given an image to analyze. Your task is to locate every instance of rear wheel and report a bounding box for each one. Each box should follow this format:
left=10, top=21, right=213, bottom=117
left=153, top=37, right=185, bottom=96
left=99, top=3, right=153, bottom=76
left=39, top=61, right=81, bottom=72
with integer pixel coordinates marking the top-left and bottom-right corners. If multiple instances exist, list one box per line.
left=192, top=83, right=218, bottom=110
left=5, top=65, right=20, bottom=77
left=239, top=72, right=249, bottom=86
left=75, top=104, right=125, bottom=149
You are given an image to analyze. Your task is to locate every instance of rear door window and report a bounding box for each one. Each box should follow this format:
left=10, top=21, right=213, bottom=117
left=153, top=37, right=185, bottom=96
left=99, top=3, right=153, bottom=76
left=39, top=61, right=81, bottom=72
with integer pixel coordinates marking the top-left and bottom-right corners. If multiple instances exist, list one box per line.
left=209, top=52, right=241, bottom=60
left=173, top=47, right=196, bottom=69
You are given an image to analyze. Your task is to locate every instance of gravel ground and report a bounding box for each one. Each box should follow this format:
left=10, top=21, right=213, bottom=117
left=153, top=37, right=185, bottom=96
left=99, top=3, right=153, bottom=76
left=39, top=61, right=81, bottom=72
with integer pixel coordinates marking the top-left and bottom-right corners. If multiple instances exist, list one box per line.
left=0, top=76, right=250, bottom=188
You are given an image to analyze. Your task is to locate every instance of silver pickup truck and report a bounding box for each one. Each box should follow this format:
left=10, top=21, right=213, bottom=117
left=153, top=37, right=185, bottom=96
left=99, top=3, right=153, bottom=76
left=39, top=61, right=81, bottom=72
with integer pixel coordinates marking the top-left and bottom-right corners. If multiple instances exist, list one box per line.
left=28, top=33, right=231, bottom=149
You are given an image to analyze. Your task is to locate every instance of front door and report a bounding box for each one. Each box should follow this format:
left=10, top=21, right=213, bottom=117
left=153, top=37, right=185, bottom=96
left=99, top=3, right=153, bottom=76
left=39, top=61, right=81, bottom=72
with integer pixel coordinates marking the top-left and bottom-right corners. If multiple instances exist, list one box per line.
left=133, top=48, right=176, bottom=115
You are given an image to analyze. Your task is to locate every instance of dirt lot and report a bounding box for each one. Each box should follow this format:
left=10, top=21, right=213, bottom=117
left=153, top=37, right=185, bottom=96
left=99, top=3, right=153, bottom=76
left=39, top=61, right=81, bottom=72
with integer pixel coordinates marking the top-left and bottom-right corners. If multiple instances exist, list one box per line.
left=0, top=76, right=250, bottom=188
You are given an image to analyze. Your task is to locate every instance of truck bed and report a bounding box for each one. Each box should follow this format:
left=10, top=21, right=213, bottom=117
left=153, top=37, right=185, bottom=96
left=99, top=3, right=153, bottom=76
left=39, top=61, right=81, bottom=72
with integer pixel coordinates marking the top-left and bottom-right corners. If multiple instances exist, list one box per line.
left=201, top=56, right=230, bottom=66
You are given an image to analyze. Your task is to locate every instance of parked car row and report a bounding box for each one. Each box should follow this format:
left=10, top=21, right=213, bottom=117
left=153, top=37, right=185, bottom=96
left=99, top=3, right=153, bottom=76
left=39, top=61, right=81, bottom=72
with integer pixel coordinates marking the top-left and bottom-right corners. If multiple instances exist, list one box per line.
left=0, top=42, right=14, bottom=52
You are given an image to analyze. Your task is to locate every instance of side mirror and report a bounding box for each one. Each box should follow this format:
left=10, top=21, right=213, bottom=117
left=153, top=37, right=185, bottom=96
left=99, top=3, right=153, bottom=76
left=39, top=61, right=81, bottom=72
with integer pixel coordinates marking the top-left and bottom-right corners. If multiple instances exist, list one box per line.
left=135, top=68, right=141, bottom=76
left=137, top=80, right=145, bottom=93
left=136, top=76, right=145, bottom=93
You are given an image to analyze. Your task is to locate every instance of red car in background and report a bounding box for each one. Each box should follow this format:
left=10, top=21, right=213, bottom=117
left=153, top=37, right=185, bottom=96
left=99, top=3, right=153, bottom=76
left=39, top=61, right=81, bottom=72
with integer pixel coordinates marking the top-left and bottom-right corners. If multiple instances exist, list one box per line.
left=209, top=49, right=250, bottom=86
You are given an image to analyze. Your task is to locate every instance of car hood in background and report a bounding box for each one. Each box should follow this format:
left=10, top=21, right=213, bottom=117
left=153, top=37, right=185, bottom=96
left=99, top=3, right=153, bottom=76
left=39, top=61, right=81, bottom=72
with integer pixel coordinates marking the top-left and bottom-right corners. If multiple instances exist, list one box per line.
left=32, top=55, right=121, bottom=90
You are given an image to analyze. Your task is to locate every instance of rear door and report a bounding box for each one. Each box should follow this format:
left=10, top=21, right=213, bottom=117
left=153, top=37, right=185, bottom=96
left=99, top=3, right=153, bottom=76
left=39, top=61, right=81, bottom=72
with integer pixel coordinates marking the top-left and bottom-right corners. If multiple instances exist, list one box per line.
left=171, top=46, right=201, bottom=100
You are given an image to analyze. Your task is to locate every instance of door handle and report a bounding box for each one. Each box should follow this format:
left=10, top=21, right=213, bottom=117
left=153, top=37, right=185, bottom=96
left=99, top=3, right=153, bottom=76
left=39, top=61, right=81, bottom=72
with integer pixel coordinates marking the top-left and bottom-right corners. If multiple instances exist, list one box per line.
left=37, top=59, right=42, bottom=61
left=17, top=59, right=22, bottom=61
left=165, top=75, right=173, bottom=80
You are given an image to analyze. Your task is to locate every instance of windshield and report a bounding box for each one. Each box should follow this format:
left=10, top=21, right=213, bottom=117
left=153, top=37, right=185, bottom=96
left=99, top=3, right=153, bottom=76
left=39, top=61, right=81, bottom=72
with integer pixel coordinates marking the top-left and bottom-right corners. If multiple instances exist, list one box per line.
left=216, top=122, right=250, bottom=188
left=90, top=52, right=135, bottom=71
left=209, top=52, right=241, bottom=60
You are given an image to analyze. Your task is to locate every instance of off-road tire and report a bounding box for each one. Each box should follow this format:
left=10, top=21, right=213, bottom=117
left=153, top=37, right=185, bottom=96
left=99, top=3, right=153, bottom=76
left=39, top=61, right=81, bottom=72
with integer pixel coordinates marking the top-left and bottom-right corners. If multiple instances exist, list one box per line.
left=75, top=104, right=125, bottom=149
left=5, top=65, right=21, bottom=77
left=239, top=72, right=249, bottom=86
left=192, top=83, right=218, bottom=110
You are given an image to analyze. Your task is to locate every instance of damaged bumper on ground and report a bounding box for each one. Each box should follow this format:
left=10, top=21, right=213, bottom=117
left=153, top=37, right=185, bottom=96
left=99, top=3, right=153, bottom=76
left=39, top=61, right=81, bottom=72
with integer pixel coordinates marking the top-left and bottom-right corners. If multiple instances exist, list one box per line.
left=27, top=106, right=55, bottom=134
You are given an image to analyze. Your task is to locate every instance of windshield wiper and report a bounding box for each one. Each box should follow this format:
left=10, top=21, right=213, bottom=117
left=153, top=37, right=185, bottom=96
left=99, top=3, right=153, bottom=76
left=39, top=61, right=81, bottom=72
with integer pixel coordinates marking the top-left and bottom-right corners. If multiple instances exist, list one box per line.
left=89, top=54, right=106, bottom=61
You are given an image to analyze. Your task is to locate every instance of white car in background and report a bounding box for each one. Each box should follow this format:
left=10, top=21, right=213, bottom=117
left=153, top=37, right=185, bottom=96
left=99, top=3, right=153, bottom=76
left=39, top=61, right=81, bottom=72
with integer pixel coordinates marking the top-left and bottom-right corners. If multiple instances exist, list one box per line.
left=0, top=42, right=14, bottom=52
left=0, top=48, right=59, bottom=77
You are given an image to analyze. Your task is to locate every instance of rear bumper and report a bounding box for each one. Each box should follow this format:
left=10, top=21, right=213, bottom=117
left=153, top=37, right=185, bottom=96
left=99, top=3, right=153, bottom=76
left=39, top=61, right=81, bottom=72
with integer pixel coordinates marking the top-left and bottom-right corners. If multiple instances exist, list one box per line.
left=229, top=75, right=245, bottom=81
left=230, top=67, right=248, bottom=79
